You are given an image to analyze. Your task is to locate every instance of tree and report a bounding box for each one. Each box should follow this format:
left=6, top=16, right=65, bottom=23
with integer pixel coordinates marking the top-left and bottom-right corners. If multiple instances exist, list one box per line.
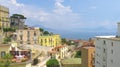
left=3, top=28, right=16, bottom=37
left=3, top=28, right=16, bottom=32
left=39, top=28, right=44, bottom=33
left=3, top=53, right=13, bottom=67
left=46, top=58, right=60, bottom=67
left=43, top=31, right=49, bottom=35
left=10, top=14, right=26, bottom=19
left=75, top=51, right=81, bottom=58
left=0, top=62, right=3, bottom=67
left=3, top=37, right=11, bottom=44
left=61, top=38, right=67, bottom=44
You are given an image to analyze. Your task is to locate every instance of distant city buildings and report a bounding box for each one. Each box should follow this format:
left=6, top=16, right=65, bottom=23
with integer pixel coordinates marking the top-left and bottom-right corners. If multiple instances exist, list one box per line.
left=95, top=23, right=120, bottom=67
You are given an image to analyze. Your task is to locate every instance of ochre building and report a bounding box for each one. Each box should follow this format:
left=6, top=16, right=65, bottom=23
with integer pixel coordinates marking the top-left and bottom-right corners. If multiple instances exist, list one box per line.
left=0, top=5, right=10, bottom=28
left=82, top=46, right=95, bottom=67
left=39, top=34, right=61, bottom=47
left=15, top=27, right=41, bottom=45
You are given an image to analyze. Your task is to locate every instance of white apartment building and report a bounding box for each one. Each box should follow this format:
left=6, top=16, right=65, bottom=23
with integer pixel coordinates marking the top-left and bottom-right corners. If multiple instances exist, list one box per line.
left=95, top=23, right=120, bottom=67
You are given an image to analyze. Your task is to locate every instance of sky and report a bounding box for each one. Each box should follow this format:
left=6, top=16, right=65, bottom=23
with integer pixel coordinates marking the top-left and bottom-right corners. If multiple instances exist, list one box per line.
left=0, top=0, right=119, bottom=39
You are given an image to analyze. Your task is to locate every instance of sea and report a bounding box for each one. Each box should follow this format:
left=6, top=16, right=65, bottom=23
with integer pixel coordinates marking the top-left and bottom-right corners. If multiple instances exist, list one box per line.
left=61, top=32, right=116, bottom=40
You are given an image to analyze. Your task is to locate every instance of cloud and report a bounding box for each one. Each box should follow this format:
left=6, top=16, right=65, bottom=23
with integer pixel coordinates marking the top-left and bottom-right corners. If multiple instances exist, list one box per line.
left=53, top=0, right=72, bottom=15
left=0, top=0, right=24, bottom=14
left=0, top=0, right=115, bottom=32
left=11, top=0, right=24, bottom=7
left=21, top=8, right=49, bottom=22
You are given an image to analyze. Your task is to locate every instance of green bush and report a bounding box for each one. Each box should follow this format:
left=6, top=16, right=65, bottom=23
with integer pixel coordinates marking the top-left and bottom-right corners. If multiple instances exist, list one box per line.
left=46, top=58, right=59, bottom=67
left=3, top=37, right=11, bottom=44
left=75, top=51, right=81, bottom=58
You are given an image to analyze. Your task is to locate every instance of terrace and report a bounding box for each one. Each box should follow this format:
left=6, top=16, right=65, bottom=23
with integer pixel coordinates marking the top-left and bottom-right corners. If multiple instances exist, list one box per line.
left=10, top=50, right=31, bottom=63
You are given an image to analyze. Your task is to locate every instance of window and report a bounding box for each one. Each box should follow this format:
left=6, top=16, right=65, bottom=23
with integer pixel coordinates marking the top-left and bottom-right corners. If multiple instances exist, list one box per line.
left=41, top=39, right=43, bottom=43
left=103, top=57, right=105, bottom=62
left=20, top=35, right=23, bottom=40
left=20, top=41, right=23, bottom=44
left=111, top=60, right=113, bottom=63
left=111, top=50, right=113, bottom=54
left=111, top=42, right=113, bottom=46
left=103, top=65, right=105, bottom=67
left=103, top=48, right=106, bottom=53
left=34, top=31, right=36, bottom=36
left=27, top=31, right=30, bottom=39
left=34, top=41, right=36, bottom=44
left=103, top=40, right=106, bottom=44
left=45, top=39, right=47, bottom=43
left=27, top=38, right=30, bottom=41
left=27, top=31, right=30, bottom=35
left=27, top=31, right=30, bottom=41
left=1, top=51, right=6, bottom=58
left=20, top=31, right=22, bottom=34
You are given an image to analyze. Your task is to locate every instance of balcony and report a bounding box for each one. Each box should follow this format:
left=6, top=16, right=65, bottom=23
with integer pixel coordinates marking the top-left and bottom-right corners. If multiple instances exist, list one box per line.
left=10, top=50, right=31, bottom=63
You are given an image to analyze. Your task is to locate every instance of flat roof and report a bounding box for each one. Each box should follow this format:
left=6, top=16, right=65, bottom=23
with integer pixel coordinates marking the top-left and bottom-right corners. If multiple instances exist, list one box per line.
left=61, top=58, right=81, bottom=64
left=95, top=35, right=115, bottom=38
left=95, top=35, right=120, bottom=41
left=83, top=46, right=95, bottom=49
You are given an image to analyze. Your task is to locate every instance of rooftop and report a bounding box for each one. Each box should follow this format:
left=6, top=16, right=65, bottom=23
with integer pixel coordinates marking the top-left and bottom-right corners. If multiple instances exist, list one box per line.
left=83, top=46, right=95, bottom=49
left=61, top=58, right=81, bottom=64
left=95, top=35, right=120, bottom=41
left=95, top=35, right=115, bottom=38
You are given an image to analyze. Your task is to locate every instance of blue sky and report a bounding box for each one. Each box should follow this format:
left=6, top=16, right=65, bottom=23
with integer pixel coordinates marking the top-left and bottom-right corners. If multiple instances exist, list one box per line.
left=0, top=0, right=119, bottom=38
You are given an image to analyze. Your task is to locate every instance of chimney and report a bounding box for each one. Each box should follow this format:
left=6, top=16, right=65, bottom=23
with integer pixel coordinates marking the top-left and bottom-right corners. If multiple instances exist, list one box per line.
left=117, top=23, right=120, bottom=37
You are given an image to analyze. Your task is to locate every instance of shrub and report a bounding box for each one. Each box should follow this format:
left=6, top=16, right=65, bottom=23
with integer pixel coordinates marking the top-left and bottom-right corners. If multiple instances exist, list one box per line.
left=46, top=58, right=59, bottom=67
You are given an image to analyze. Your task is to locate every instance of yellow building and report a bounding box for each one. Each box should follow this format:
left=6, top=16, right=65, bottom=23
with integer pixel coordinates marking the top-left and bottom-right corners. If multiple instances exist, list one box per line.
left=0, top=5, right=10, bottom=43
left=39, top=34, right=61, bottom=47
left=14, top=27, right=42, bottom=45
left=0, top=5, right=10, bottom=28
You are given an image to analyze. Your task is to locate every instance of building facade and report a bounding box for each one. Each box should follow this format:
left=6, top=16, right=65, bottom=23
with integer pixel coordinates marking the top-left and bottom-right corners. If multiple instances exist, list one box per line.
left=0, top=5, right=10, bottom=28
left=48, top=45, right=68, bottom=60
left=0, top=5, right=10, bottom=43
left=39, top=34, right=61, bottom=47
left=82, top=47, right=95, bottom=67
left=10, top=14, right=26, bottom=29
left=95, top=23, right=120, bottom=67
left=14, top=27, right=41, bottom=45
left=0, top=44, right=10, bottom=60
left=0, top=43, right=32, bottom=67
